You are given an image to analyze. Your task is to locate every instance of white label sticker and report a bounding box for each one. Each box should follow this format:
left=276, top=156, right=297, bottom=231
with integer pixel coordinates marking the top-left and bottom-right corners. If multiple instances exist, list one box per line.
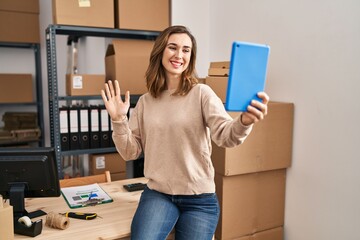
left=79, top=0, right=91, bottom=7
left=72, top=76, right=83, bottom=89
left=95, top=156, right=105, bottom=169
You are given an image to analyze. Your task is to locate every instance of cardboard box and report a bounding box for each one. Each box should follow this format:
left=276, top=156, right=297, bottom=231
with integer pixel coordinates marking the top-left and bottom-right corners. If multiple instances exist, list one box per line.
left=105, top=39, right=154, bottom=94
left=0, top=74, right=33, bottom=103
left=111, top=172, right=127, bottom=181
left=66, top=74, right=105, bottom=96
left=205, top=76, right=228, bottom=103
left=210, top=61, right=230, bottom=69
left=0, top=199, right=14, bottom=240
left=90, top=153, right=126, bottom=175
left=52, top=0, right=114, bottom=28
left=0, top=0, right=39, bottom=43
left=215, top=169, right=286, bottom=240
left=116, top=0, right=170, bottom=31
left=230, top=227, right=283, bottom=240
left=208, top=68, right=229, bottom=77
left=212, top=102, right=294, bottom=176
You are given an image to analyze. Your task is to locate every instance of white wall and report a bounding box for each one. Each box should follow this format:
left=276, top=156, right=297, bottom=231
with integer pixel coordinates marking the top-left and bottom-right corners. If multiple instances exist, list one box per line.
left=2, top=0, right=359, bottom=239
left=206, top=0, right=360, bottom=239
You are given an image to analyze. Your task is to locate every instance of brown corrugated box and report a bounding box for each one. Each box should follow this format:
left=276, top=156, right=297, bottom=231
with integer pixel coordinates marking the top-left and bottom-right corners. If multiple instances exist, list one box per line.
left=105, top=39, right=154, bottom=94
left=215, top=169, right=286, bottom=240
left=116, top=0, right=170, bottom=31
left=229, top=227, right=283, bottom=240
left=0, top=74, right=33, bottom=103
left=0, top=0, right=39, bottom=43
left=111, top=172, right=127, bottom=181
left=66, top=74, right=105, bottom=96
left=89, top=153, right=126, bottom=175
left=52, top=0, right=114, bottom=28
left=205, top=76, right=228, bottom=103
left=0, top=197, right=14, bottom=240
left=211, top=102, right=294, bottom=176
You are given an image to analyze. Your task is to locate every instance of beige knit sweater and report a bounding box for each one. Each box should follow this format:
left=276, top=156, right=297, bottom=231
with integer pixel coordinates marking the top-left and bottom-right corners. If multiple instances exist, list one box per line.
left=112, top=83, right=252, bottom=195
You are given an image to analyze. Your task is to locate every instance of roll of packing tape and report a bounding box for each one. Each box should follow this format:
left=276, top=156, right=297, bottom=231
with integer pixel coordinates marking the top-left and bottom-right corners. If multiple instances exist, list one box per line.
left=18, top=216, right=32, bottom=227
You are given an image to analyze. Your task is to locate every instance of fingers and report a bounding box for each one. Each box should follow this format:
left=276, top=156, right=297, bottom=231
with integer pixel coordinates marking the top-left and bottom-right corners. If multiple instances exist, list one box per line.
left=124, top=90, right=130, bottom=105
left=257, top=92, right=270, bottom=104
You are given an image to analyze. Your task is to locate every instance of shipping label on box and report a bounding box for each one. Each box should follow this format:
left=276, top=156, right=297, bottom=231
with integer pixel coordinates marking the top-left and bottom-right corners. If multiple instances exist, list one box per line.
left=52, top=0, right=114, bottom=28
left=66, top=74, right=105, bottom=96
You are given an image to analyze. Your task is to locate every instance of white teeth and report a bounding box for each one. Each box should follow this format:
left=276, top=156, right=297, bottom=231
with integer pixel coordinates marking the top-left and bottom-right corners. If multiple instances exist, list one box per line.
left=171, top=61, right=182, bottom=67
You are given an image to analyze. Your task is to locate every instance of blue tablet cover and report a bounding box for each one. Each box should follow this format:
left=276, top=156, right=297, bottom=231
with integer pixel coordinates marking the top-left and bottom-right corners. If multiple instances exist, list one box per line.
left=225, top=41, right=270, bottom=112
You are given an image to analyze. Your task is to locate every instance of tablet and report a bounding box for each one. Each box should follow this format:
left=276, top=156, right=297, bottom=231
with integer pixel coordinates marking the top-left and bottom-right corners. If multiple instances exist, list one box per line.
left=225, top=41, right=270, bottom=112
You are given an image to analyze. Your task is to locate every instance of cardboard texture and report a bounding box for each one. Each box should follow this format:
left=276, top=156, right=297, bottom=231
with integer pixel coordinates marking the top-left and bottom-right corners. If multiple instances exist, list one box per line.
left=116, top=0, right=170, bottom=31
left=52, top=0, right=114, bottom=28
left=0, top=74, right=33, bottom=103
left=111, top=172, right=127, bottom=181
left=205, top=76, right=228, bottom=103
left=90, top=153, right=126, bottom=175
left=0, top=0, right=40, bottom=43
left=210, top=61, right=230, bottom=69
left=105, top=39, right=154, bottom=94
left=66, top=74, right=105, bottom=96
left=208, top=68, right=229, bottom=77
left=0, top=198, right=14, bottom=240
left=0, top=0, right=39, bottom=13
left=230, top=227, right=283, bottom=240
left=215, top=169, right=286, bottom=240
left=211, top=102, right=294, bottom=176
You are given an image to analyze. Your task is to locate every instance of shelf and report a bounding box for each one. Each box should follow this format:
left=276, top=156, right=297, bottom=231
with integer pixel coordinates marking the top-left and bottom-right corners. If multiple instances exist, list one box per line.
left=60, top=147, right=116, bottom=156
left=47, top=25, right=160, bottom=40
left=0, top=42, right=44, bottom=147
left=46, top=24, right=158, bottom=178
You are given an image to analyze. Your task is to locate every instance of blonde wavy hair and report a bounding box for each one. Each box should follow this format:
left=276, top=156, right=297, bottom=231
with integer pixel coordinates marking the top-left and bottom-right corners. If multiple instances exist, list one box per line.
left=145, top=25, right=198, bottom=98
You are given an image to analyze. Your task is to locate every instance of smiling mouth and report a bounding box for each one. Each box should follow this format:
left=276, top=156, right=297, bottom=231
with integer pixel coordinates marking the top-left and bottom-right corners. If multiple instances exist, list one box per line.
left=170, top=61, right=183, bottom=68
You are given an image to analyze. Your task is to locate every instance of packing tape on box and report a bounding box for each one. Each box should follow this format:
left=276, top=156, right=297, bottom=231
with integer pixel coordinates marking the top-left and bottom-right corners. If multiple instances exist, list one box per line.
left=18, top=216, right=32, bottom=227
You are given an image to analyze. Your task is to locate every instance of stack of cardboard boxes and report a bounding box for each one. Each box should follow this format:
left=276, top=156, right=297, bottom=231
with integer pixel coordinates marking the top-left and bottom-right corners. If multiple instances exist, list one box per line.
left=53, top=0, right=170, bottom=97
left=206, top=62, right=294, bottom=240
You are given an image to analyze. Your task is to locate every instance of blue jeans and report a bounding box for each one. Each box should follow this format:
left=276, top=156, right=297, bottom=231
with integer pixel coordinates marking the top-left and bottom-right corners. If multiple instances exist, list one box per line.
left=131, top=187, right=220, bottom=240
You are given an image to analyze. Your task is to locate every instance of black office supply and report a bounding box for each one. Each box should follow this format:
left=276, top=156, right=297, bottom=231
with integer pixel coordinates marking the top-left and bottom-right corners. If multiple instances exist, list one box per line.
left=79, top=105, right=90, bottom=149
left=99, top=105, right=110, bottom=148
left=89, top=105, right=100, bottom=148
left=123, top=183, right=147, bottom=192
left=69, top=106, right=80, bottom=150
left=59, top=106, right=70, bottom=151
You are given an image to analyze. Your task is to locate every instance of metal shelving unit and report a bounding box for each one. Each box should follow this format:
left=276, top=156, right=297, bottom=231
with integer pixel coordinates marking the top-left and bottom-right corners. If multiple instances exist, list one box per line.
left=0, top=42, right=45, bottom=147
left=46, top=24, right=159, bottom=177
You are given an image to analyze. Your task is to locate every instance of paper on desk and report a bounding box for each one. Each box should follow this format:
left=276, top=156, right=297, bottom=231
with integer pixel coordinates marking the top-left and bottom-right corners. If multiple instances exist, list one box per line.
left=61, top=183, right=113, bottom=209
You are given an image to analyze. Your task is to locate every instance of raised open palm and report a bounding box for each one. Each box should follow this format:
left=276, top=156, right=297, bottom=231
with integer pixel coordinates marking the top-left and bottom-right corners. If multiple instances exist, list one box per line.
left=101, top=80, right=130, bottom=121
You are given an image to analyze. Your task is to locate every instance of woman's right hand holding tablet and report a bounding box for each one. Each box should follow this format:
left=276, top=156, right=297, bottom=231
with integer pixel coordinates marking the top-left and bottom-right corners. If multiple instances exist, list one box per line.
left=101, top=80, right=130, bottom=121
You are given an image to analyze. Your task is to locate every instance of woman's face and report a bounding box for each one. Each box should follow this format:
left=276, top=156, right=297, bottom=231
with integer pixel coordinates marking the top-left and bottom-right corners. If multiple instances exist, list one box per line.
left=162, top=33, right=192, bottom=78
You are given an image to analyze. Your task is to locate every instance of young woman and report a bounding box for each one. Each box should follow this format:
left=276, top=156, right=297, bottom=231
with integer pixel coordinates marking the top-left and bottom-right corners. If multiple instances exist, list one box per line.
left=101, top=25, right=269, bottom=240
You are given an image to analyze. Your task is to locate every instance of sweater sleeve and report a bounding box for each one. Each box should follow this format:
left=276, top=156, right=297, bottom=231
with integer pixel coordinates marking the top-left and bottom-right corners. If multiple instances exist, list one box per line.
left=201, top=84, right=253, bottom=148
left=111, top=102, right=143, bottom=161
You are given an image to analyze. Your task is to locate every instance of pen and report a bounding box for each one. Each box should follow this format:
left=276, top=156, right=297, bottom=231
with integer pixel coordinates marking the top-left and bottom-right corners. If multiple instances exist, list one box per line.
left=88, top=191, right=93, bottom=200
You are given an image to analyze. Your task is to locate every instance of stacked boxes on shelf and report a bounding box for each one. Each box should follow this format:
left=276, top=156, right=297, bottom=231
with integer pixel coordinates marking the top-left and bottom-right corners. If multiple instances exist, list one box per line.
left=52, top=0, right=170, bottom=31
left=0, top=0, right=40, bottom=43
left=206, top=62, right=294, bottom=240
